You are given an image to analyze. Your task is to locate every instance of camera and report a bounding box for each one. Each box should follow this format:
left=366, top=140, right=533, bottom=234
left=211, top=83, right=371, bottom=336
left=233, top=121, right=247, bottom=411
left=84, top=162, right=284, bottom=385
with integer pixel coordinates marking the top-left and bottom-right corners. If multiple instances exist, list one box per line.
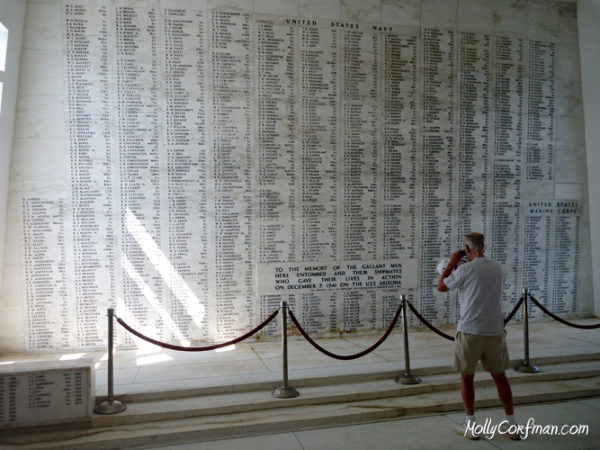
left=460, top=250, right=467, bottom=258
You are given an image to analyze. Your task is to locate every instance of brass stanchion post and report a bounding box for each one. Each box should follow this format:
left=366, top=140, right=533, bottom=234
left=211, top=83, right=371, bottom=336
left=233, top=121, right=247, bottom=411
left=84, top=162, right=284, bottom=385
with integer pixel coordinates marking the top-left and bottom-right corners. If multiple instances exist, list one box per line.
left=514, top=289, right=540, bottom=373
left=396, top=295, right=421, bottom=385
left=272, top=301, right=299, bottom=398
left=95, top=308, right=127, bottom=414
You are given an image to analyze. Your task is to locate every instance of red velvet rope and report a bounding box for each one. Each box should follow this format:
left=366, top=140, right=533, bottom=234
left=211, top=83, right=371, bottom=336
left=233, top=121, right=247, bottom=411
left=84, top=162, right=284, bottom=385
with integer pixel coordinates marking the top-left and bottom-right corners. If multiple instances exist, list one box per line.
left=504, top=296, right=524, bottom=325
left=287, top=304, right=402, bottom=360
left=116, top=309, right=279, bottom=351
left=406, top=301, right=455, bottom=341
left=406, top=296, right=525, bottom=342
left=529, top=295, right=600, bottom=329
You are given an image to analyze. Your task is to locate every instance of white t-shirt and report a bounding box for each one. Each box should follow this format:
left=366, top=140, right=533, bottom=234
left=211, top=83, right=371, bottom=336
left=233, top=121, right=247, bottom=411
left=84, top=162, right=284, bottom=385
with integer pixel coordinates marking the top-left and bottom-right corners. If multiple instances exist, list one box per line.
left=443, top=257, right=504, bottom=336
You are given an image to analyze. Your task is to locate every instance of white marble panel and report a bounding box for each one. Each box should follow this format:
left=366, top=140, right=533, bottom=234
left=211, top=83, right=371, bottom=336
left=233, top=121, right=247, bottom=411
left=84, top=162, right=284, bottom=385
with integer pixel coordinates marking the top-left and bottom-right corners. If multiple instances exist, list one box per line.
left=298, top=0, right=340, bottom=19
left=421, top=0, right=457, bottom=28
left=522, top=180, right=554, bottom=199
left=555, top=150, right=586, bottom=183
left=254, top=0, right=298, bottom=16
left=555, top=116, right=585, bottom=150
left=557, top=44, right=581, bottom=86
left=10, top=138, right=69, bottom=187
left=15, top=95, right=65, bottom=139
left=381, top=0, right=419, bottom=27
left=208, top=0, right=253, bottom=11
left=556, top=86, right=584, bottom=121
left=556, top=46, right=583, bottom=119
left=558, top=2, right=578, bottom=45
left=22, top=0, right=62, bottom=51
left=528, top=0, right=560, bottom=40
left=0, top=359, right=94, bottom=426
left=168, top=0, right=209, bottom=8
left=577, top=244, right=594, bottom=316
left=28, top=0, right=62, bottom=4
left=17, top=48, right=64, bottom=97
left=0, top=305, right=26, bottom=351
left=2, top=0, right=591, bottom=353
left=493, top=0, right=529, bottom=35
left=458, top=0, right=493, bottom=32
left=554, top=183, right=584, bottom=200
left=341, top=0, right=381, bottom=22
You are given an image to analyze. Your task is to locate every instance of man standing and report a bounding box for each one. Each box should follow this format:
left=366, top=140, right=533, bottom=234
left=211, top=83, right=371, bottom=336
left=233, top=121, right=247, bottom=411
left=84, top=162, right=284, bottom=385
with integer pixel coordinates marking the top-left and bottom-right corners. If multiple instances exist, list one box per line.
left=437, top=232, right=519, bottom=440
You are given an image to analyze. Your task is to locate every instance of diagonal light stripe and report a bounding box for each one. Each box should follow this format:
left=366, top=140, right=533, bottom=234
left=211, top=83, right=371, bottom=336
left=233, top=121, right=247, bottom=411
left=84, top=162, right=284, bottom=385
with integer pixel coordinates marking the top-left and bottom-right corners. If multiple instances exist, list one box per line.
left=125, top=208, right=206, bottom=327
left=121, top=253, right=190, bottom=346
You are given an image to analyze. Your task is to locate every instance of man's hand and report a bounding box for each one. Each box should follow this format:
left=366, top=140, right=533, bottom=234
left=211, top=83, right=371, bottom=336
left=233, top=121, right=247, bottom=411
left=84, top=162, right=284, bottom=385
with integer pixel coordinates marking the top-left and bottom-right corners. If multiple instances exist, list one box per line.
left=448, top=249, right=463, bottom=267
left=437, top=249, right=464, bottom=292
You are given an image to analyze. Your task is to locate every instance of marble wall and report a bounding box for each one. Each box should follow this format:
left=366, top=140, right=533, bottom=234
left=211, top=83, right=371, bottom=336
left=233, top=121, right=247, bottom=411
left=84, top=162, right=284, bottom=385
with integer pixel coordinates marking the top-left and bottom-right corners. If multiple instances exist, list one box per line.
left=0, top=0, right=591, bottom=352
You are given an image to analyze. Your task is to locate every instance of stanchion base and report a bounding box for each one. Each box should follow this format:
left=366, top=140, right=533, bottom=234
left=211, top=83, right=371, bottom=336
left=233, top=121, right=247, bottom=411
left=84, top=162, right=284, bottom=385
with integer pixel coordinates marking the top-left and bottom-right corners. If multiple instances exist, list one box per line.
left=395, top=373, right=422, bottom=385
left=272, top=385, right=300, bottom=398
left=514, top=362, right=541, bottom=373
left=94, top=400, right=127, bottom=415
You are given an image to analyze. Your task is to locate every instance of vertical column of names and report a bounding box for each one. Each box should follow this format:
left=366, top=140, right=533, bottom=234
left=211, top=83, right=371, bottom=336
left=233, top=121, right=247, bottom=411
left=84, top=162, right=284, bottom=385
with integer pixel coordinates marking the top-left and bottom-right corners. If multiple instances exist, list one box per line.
left=418, top=28, right=455, bottom=322
left=0, top=376, right=17, bottom=424
left=115, top=5, right=163, bottom=338
left=299, top=25, right=338, bottom=263
left=22, top=199, right=68, bottom=349
left=255, top=18, right=298, bottom=331
left=522, top=201, right=553, bottom=316
left=490, top=35, right=524, bottom=303
left=209, top=11, right=254, bottom=338
left=340, top=27, right=378, bottom=331
left=298, top=24, right=339, bottom=331
left=456, top=32, right=491, bottom=240
left=341, top=28, right=378, bottom=262
left=381, top=31, right=418, bottom=326
left=64, top=2, right=113, bottom=348
left=381, top=32, right=417, bottom=263
left=552, top=201, right=581, bottom=314
left=162, top=6, right=209, bottom=342
left=525, top=40, right=555, bottom=183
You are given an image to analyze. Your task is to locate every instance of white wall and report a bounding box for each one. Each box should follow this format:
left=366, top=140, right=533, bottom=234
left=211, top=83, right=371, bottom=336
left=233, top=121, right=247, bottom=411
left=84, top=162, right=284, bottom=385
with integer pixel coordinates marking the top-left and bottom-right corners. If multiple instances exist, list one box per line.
left=578, top=0, right=600, bottom=316
left=0, top=0, right=26, bottom=290
left=1, top=0, right=595, bottom=352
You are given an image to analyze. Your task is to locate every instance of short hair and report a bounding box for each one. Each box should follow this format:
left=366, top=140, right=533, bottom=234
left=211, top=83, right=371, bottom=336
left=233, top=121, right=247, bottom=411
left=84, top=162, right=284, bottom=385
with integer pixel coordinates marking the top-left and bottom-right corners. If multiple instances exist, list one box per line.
left=464, top=232, right=484, bottom=251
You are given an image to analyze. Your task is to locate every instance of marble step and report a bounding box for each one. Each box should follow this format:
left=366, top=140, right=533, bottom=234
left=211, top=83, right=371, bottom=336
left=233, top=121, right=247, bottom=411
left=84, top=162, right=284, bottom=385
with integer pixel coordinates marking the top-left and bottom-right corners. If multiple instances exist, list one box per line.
left=104, top=351, right=600, bottom=403
left=93, top=359, right=600, bottom=427
left=1, top=360, right=599, bottom=449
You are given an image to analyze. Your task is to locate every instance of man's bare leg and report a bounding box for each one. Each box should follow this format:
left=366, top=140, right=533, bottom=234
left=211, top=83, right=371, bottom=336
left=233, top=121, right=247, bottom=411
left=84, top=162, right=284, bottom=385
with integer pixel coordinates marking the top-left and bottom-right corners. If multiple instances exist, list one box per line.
left=461, top=373, right=475, bottom=415
left=491, top=372, right=513, bottom=415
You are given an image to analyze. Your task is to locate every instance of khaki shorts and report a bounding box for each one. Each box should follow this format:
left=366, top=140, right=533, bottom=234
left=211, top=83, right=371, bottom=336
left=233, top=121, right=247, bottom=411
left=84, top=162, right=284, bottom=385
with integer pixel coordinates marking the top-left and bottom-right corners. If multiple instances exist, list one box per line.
left=453, top=330, right=510, bottom=374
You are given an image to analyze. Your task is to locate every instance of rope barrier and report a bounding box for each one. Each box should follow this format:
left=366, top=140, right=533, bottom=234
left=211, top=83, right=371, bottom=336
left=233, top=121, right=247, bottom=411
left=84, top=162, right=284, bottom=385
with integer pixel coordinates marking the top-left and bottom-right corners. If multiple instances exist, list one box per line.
left=406, top=296, right=524, bottom=342
left=504, top=296, right=524, bottom=325
left=406, top=301, right=455, bottom=341
left=116, top=309, right=279, bottom=351
left=288, top=303, right=402, bottom=360
left=529, top=295, right=600, bottom=329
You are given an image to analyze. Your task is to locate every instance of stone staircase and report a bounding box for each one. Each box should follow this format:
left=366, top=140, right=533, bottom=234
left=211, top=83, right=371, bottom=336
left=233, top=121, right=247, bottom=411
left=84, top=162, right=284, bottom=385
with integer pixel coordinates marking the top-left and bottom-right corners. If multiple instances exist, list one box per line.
left=1, top=352, right=599, bottom=449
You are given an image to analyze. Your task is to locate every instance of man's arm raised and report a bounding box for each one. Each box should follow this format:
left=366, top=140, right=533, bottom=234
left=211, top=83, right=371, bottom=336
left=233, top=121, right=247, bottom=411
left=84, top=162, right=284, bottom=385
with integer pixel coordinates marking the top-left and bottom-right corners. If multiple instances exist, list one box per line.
left=437, top=250, right=463, bottom=292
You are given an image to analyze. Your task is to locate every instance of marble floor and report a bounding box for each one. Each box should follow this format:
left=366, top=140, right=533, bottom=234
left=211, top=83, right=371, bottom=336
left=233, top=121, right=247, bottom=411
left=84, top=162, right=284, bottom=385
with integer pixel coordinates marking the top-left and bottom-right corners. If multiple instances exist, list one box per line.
left=97, top=317, right=599, bottom=396
left=1, top=318, right=599, bottom=396
left=1, top=317, right=599, bottom=449
left=146, top=396, right=600, bottom=450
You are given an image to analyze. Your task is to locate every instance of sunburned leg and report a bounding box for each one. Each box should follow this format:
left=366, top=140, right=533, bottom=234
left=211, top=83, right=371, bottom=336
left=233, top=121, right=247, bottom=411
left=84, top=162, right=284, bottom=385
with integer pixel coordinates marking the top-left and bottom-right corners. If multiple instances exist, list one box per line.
left=491, top=372, right=514, bottom=415
left=460, top=373, right=475, bottom=415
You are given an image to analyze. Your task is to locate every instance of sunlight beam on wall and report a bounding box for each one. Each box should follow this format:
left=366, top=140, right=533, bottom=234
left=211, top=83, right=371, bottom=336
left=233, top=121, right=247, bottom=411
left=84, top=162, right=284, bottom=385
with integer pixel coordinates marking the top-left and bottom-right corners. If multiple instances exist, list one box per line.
left=121, top=254, right=191, bottom=346
left=125, top=208, right=205, bottom=327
